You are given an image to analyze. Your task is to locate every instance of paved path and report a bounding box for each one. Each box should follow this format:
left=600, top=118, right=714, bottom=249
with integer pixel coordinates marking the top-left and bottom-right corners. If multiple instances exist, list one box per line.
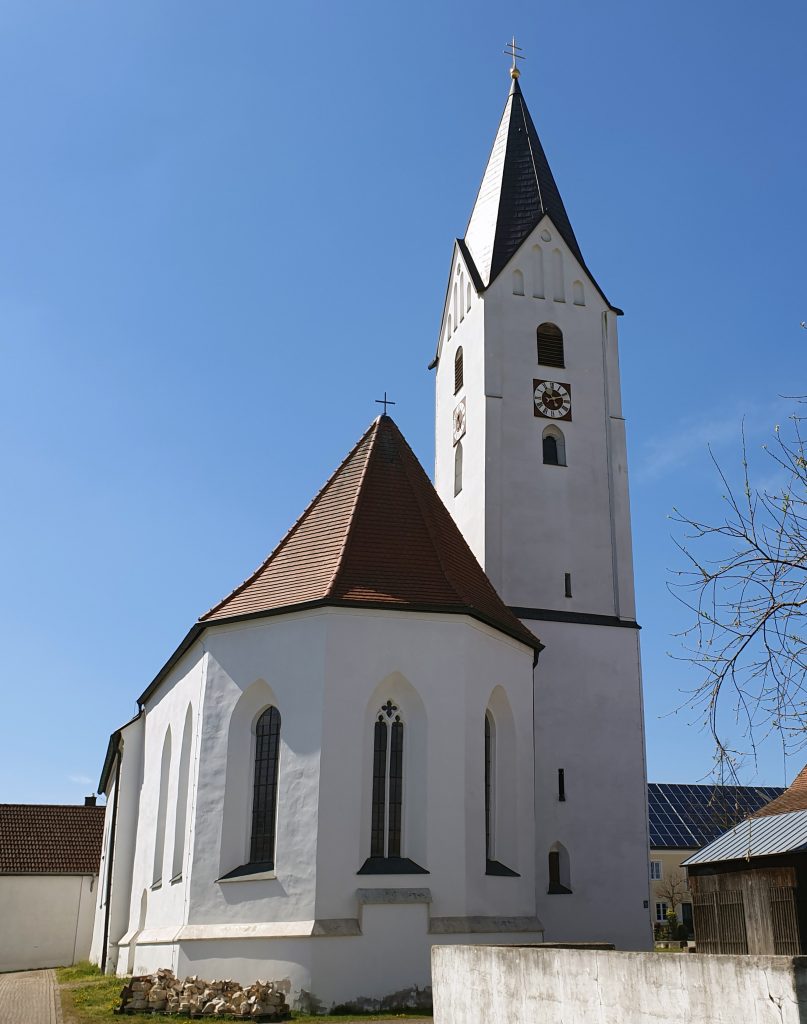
left=0, top=970, right=61, bottom=1024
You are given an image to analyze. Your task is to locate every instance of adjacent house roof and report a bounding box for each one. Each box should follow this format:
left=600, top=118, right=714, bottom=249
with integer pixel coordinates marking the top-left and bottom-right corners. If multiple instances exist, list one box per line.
left=200, top=415, right=540, bottom=653
left=0, top=804, right=105, bottom=875
left=683, top=809, right=807, bottom=866
left=752, top=763, right=807, bottom=818
left=648, top=782, right=783, bottom=850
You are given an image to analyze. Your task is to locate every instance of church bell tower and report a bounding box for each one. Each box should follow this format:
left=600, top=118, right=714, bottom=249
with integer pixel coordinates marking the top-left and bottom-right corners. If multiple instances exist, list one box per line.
left=432, top=54, right=651, bottom=948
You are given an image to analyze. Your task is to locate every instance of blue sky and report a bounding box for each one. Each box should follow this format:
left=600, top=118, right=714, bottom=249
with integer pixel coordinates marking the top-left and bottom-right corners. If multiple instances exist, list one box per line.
left=1, top=1, right=804, bottom=802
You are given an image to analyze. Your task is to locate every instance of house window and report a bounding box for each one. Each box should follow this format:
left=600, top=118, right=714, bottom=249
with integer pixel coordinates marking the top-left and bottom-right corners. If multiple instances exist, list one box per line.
left=250, top=706, right=281, bottom=866
left=454, top=347, right=464, bottom=394
left=650, top=860, right=662, bottom=880
left=542, top=426, right=566, bottom=466
left=655, top=901, right=669, bottom=922
left=454, top=441, right=463, bottom=496
left=537, top=323, right=564, bottom=367
left=370, top=701, right=404, bottom=859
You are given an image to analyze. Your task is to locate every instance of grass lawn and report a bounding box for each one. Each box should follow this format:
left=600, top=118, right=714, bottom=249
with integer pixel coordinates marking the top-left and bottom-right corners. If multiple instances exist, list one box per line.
left=56, top=962, right=432, bottom=1023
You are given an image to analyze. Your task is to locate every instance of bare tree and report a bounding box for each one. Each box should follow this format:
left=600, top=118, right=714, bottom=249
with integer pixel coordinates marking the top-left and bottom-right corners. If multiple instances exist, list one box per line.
left=671, top=401, right=807, bottom=775
left=656, top=870, right=690, bottom=912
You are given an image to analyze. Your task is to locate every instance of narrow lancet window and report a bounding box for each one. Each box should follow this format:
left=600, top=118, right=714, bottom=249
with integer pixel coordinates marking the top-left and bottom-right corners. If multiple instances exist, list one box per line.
left=485, top=713, right=494, bottom=859
left=454, top=441, right=463, bottom=496
left=370, top=701, right=404, bottom=859
left=454, top=347, right=464, bottom=394
left=250, top=706, right=281, bottom=866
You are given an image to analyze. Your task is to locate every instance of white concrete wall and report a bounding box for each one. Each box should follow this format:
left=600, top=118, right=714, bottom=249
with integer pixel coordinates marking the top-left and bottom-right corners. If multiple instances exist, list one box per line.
left=0, top=874, right=97, bottom=971
left=432, top=944, right=807, bottom=1024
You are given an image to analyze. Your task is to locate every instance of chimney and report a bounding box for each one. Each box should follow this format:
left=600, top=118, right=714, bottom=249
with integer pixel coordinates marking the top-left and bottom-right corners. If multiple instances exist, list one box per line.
left=84, top=795, right=97, bottom=807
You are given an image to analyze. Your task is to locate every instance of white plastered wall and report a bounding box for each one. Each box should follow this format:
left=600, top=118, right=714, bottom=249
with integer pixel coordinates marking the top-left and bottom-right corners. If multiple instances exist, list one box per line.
left=434, top=217, right=650, bottom=950
left=531, top=619, right=651, bottom=949
left=1, top=874, right=98, bottom=972
left=102, top=606, right=542, bottom=1004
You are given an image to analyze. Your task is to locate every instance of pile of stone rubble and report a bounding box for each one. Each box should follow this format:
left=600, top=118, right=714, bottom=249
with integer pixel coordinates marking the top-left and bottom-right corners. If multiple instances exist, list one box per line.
left=118, top=968, right=290, bottom=1018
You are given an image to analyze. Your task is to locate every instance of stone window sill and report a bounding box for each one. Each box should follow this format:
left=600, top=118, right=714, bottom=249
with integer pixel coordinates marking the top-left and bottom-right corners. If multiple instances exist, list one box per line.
left=486, top=859, right=520, bottom=877
left=217, top=862, right=276, bottom=883
left=357, top=856, right=428, bottom=875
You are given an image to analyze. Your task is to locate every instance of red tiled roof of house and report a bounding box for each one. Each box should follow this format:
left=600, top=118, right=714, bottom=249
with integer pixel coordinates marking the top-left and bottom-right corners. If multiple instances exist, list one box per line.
left=200, top=416, right=540, bottom=651
left=0, top=804, right=105, bottom=874
left=752, top=764, right=807, bottom=818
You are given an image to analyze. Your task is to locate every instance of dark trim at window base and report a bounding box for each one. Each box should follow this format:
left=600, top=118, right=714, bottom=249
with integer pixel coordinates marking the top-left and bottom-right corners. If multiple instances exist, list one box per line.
left=218, top=861, right=274, bottom=880
left=486, top=859, right=520, bottom=877
left=548, top=883, right=573, bottom=895
left=510, top=606, right=640, bottom=630
left=357, top=856, right=429, bottom=875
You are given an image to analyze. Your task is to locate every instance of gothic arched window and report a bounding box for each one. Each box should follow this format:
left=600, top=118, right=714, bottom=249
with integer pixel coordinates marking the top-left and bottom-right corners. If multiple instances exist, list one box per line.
left=371, top=701, right=404, bottom=859
left=454, top=347, right=464, bottom=394
left=454, top=441, right=463, bottom=496
left=152, top=727, right=172, bottom=886
left=542, top=426, right=566, bottom=466
left=485, top=712, right=495, bottom=859
left=537, top=323, right=564, bottom=368
left=250, top=706, right=281, bottom=866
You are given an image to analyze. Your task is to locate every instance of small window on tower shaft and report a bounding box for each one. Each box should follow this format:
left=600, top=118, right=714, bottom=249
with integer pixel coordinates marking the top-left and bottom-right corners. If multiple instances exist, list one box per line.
left=454, top=442, right=463, bottom=496
left=542, top=426, right=566, bottom=466
left=454, top=347, right=464, bottom=394
left=537, top=323, right=564, bottom=368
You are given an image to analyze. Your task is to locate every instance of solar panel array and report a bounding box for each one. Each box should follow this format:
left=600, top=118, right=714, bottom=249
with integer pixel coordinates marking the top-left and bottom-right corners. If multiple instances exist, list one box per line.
left=648, top=783, right=784, bottom=849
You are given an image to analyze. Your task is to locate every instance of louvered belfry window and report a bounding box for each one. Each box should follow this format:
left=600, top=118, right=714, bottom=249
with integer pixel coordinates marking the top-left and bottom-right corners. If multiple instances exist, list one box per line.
left=370, top=701, right=404, bottom=859
left=454, top=347, right=464, bottom=393
left=250, top=706, right=281, bottom=866
left=537, top=323, right=564, bottom=368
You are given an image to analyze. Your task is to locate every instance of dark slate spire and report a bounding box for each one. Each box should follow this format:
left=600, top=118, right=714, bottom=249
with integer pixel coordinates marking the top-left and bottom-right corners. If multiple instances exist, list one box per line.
left=464, top=74, right=585, bottom=287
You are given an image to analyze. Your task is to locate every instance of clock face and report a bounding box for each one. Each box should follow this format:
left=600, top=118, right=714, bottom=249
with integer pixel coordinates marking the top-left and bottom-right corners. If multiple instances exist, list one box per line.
left=534, top=379, right=572, bottom=421
left=453, top=398, right=467, bottom=444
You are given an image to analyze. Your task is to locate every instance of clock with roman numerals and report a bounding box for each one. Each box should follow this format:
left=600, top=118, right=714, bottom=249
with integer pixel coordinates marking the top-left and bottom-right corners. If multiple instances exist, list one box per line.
left=533, top=379, right=572, bottom=421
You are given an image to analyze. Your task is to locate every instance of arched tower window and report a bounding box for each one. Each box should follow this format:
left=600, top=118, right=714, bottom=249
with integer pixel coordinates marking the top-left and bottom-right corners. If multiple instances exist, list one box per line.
left=466, top=281, right=472, bottom=312
left=454, top=441, right=463, bottom=496
left=542, top=426, right=566, bottom=467
left=371, top=700, right=404, bottom=859
left=573, top=280, right=585, bottom=306
left=250, top=706, right=281, bottom=867
left=512, top=268, right=525, bottom=296
left=460, top=271, right=466, bottom=321
left=548, top=841, right=572, bottom=894
left=537, top=323, right=564, bottom=368
left=454, top=347, right=464, bottom=394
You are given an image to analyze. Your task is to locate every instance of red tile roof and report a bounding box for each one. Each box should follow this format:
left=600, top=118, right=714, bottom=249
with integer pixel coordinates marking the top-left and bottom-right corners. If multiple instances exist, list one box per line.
left=0, top=804, right=105, bottom=874
left=200, top=416, right=540, bottom=651
left=752, top=763, right=807, bottom=818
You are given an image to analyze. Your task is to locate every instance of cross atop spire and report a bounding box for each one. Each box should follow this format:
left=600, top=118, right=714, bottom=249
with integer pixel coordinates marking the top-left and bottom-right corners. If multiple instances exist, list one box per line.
left=504, top=36, right=525, bottom=80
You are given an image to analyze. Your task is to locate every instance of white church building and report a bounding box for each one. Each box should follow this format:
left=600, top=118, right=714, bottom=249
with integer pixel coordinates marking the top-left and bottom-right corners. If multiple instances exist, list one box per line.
left=90, top=62, right=651, bottom=1008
